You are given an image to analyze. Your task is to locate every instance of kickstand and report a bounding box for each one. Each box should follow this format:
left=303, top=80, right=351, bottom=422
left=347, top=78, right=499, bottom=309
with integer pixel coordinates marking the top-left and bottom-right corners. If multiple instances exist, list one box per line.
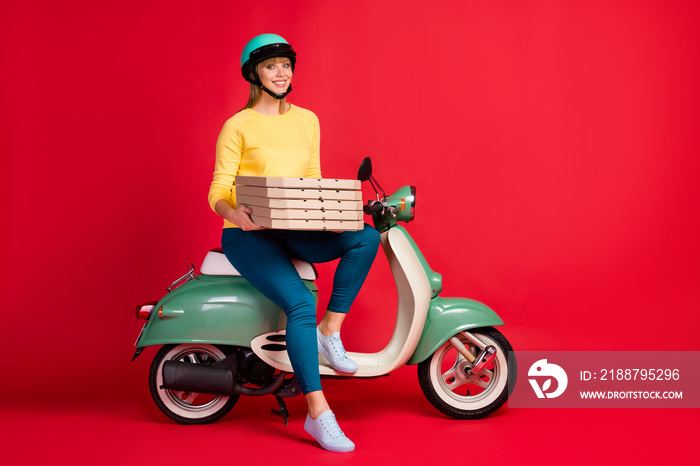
left=271, top=395, right=290, bottom=426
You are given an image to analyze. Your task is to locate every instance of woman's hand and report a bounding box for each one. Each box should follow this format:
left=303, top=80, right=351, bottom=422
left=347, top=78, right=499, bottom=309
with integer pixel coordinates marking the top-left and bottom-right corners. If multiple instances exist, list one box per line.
left=215, top=200, right=263, bottom=231
left=231, top=204, right=263, bottom=231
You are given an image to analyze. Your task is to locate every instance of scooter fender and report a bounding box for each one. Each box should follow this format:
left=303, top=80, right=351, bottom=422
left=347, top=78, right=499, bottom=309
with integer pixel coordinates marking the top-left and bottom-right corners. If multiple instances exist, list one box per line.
left=136, top=274, right=317, bottom=349
left=407, top=296, right=505, bottom=365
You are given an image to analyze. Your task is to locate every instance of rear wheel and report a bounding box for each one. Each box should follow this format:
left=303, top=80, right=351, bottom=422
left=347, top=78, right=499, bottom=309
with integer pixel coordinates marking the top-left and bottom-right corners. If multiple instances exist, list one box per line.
left=149, top=344, right=239, bottom=424
left=417, top=327, right=517, bottom=419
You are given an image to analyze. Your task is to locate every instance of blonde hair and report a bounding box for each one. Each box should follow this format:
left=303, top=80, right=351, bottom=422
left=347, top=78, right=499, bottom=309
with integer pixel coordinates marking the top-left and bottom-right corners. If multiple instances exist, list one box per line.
left=243, top=56, right=292, bottom=114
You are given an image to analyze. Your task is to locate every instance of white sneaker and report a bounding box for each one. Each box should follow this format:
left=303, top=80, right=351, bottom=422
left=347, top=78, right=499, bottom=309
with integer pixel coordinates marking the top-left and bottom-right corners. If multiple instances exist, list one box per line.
left=304, top=410, right=355, bottom=453
left=317, top=327, right=358, bottom=373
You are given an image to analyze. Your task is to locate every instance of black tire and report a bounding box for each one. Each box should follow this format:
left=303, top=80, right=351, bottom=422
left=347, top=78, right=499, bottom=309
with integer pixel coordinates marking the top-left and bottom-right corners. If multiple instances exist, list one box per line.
left=149, top=344, right=240, bottom=424
left=417, top=327, right=517, bottom=419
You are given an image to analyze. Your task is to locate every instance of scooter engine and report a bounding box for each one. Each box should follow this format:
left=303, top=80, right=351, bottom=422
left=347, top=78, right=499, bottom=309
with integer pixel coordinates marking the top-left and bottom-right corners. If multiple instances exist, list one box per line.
left=238, top=348, right=275, bottom=386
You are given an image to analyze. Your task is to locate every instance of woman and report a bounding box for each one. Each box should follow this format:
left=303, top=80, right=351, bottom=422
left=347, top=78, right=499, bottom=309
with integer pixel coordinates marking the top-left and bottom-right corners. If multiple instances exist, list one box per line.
left=208, top=33, right=380, bottom=453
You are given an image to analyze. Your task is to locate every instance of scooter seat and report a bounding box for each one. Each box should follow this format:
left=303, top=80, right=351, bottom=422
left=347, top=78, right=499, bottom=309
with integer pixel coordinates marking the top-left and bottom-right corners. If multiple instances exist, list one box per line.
left=200, top=248, right=318, bottom=280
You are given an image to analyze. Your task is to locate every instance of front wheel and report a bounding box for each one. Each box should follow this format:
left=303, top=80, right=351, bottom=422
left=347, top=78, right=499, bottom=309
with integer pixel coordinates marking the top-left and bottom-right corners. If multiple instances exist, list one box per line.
left=149, top=344, right=240, bottom=424
left=418, top=327, right=517, bottom=419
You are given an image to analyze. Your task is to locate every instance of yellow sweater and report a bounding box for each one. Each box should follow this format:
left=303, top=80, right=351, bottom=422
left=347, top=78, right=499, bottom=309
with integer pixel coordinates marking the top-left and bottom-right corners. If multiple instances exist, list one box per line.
left=208, top=104, right=322, bottom=228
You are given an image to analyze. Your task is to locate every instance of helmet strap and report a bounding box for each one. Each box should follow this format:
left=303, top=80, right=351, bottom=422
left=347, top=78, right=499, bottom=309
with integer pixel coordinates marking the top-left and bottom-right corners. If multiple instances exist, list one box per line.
left=261, top=83, right=293, bottom=100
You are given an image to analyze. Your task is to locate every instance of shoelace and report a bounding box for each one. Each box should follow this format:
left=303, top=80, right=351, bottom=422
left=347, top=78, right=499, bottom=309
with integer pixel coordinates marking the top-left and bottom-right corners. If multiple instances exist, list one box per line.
left=320, top=413, right=345, bottom=439
left=328, top=336, right=348, bottom=360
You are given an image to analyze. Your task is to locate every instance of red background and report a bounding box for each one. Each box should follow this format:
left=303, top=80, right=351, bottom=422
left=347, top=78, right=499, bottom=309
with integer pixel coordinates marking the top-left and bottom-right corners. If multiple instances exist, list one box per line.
left=2, top=1, right=698, bottom=464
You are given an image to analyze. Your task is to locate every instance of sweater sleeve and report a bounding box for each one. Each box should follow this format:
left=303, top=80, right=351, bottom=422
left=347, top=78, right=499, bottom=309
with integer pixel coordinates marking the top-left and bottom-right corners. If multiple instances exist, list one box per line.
left=305, top=112, right=322, bottom=178
left=208, top=117, right=243, bottom=212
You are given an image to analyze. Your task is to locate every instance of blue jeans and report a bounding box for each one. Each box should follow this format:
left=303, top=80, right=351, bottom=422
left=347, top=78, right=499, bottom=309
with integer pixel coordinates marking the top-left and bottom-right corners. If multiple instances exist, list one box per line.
left=221, top=224, right=380, bottom=393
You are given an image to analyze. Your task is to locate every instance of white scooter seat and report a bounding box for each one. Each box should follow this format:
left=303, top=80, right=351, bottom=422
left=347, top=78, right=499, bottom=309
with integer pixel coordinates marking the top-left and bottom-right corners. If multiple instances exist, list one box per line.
left=200, top=248, right=318, bottom=280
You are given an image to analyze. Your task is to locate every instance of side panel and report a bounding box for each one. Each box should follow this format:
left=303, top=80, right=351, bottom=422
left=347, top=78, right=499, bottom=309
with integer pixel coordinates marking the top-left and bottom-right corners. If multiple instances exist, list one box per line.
left=136, top=275, right=317, bottom=348
left=407, top=296, right=505, bottom=365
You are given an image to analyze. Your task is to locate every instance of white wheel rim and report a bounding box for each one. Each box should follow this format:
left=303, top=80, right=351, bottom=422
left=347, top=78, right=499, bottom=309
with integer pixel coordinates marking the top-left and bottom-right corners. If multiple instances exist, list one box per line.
left=429, top=333, right=508, bottom=410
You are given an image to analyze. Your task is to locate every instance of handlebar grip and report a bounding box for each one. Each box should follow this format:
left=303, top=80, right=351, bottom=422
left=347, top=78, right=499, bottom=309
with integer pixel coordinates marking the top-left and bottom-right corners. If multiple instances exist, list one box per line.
left=364, top=201, right=383, bottom=214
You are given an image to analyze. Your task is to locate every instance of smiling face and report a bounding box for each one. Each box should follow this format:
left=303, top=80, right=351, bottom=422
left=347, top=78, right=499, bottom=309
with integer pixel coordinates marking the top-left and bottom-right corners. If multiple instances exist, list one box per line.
left=256, top=57, right=293, bottom=94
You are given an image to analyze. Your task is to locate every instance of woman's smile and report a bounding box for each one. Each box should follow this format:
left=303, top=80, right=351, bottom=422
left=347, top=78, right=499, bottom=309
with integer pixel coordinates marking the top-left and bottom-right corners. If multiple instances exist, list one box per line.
left=272, top=79, right=288, bottom=88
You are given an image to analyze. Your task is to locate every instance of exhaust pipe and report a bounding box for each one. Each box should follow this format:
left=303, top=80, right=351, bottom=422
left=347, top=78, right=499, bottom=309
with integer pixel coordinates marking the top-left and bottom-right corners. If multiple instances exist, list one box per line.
left=161, top=360, right=286, bottom=397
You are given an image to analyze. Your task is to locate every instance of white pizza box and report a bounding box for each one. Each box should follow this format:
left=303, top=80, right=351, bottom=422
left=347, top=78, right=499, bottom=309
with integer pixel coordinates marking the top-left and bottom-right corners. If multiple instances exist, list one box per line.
left=236, top=185, right=362, bottom=201
left=250, top=215, right=364, bottom=231
left=250, top=206, right=363, bottom=221
left=236, top=176, right=360, bottom=191
left=237, top=194, right=363, bottom=211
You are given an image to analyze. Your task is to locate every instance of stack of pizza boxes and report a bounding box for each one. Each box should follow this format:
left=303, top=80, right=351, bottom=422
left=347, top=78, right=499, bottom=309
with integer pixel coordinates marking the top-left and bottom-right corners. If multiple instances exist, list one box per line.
left=235, top=176, right=364, bottom=231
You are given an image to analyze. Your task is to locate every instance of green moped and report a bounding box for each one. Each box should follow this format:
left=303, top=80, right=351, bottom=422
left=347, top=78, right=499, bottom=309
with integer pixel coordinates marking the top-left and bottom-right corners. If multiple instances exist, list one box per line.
left=133, top=158, right=517, bottom=425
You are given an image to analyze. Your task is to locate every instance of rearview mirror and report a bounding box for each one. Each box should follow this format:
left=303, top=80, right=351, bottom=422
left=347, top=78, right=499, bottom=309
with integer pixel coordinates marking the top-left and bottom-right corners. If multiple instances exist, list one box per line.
left=357, top=157, right=372, bottom=181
